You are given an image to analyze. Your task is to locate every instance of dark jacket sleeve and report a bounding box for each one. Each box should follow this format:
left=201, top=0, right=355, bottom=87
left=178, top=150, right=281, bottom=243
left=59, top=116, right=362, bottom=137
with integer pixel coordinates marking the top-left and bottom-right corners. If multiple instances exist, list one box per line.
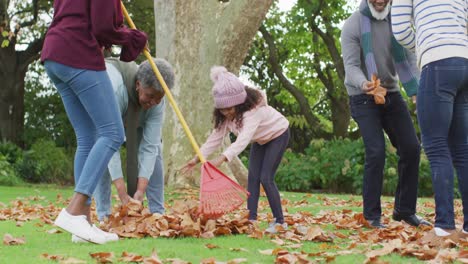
left=90, top=0, right=148, bottom=62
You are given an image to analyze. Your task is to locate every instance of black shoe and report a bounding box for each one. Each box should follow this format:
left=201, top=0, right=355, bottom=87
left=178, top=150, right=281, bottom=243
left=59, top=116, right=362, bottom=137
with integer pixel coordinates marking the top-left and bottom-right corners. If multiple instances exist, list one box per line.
left=392, top=212, right=431, bottom=227
left=366, top=219, right=387, bottom=229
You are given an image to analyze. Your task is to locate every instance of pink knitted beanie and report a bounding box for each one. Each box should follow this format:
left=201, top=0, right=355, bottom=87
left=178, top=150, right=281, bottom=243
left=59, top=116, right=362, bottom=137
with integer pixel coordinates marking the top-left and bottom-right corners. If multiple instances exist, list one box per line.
left=210, top=66, right=247, bottom=109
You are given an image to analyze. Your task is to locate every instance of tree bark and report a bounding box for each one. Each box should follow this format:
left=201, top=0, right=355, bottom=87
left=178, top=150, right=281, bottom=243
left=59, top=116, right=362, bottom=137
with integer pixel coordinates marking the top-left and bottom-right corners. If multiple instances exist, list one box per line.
left=0, top=0, right=43, bottom=146
left=154, top=0, right=273, bottom=187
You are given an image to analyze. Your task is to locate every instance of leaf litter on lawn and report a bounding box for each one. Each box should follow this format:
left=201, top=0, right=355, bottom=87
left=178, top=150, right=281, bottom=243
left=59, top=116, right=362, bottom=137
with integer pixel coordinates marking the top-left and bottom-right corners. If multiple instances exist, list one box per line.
left=1, top=188, right=468, bottom=263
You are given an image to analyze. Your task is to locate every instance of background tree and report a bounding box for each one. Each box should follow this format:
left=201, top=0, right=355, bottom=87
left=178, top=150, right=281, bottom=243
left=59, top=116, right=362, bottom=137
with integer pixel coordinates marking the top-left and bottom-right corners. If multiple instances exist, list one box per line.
left=0, top=0, right=154, bottom=148
left=0, top=0, right=52, bottom=146
left=155, top=0, right=273, bottom=187
left=243, top=0, right=354, bottom=151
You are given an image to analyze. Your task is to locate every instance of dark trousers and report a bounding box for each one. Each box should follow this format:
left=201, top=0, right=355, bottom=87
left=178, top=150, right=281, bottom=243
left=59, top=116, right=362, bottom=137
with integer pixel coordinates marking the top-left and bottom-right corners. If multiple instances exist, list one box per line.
left=350, top=92, right=421, bottom=220
left=418, top=57, right=468, bottom=230
left=247, top=129, right=290, bottom=223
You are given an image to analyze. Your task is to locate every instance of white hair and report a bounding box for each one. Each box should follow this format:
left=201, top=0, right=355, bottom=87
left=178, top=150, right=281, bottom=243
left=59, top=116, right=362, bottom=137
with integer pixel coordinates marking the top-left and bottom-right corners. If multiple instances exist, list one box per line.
left=136, top=58, right=175, bottom=91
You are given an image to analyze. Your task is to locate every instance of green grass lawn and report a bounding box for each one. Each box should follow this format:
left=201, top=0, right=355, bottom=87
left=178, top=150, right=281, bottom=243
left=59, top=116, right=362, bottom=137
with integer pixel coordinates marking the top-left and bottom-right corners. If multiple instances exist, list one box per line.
left=0, top=185, right=448, bottom=263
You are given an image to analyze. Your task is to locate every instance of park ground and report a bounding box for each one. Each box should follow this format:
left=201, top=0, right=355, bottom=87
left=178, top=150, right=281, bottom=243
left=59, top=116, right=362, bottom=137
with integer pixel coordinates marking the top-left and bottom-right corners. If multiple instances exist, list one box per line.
left=0, top=185, right=466, bottom=263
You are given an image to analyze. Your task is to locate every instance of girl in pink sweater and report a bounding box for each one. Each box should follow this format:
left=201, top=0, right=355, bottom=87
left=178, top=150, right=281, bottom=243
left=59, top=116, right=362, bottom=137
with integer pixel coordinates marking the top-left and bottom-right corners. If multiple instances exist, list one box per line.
left=183, top=66, right=289, bottom=233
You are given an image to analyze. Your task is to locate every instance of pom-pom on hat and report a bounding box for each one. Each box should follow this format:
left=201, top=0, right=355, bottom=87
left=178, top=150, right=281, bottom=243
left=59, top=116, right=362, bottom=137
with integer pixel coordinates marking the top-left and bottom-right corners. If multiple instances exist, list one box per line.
left=210, top=66, right=247, bottom=109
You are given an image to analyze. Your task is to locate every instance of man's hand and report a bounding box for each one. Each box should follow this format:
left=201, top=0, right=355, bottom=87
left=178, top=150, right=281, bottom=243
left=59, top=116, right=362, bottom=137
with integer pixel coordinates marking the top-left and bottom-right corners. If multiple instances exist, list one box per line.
left=133, top=190, right=145, bottom=202
left=366, top=74, right=387, bottom=104
left=133, top=177, right=149, bottom=202
left=114, top=178, right=131, bottom=205
left=361, top=81, right=375, bottom=93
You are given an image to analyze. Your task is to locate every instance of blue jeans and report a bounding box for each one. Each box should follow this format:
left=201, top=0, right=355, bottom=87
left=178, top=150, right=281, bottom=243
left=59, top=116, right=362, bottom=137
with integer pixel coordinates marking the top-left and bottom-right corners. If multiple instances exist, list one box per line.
left=350, top=92, right=421, bottom=221
left=417, top=57, right=468, bottom=230
left=44, top=60, right=125, bottom=197
left=93, top=145, right=165, bottom=220
left=247, top=129, right=289, bottom=223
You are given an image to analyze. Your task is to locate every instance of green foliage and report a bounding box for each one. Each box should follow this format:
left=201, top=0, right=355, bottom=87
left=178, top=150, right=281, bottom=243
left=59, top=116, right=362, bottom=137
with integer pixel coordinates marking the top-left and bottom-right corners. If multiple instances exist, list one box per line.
left=276, top=138, right=435, bottom=197
left=0, top=141, right=23, bottom=165
left=17, top=140, right=72, bottom=184
left=243, top=0, right=354, bottom=149
left=0, top=154, right=23, bottom=186
left=24, top=61, right=76, bottom=149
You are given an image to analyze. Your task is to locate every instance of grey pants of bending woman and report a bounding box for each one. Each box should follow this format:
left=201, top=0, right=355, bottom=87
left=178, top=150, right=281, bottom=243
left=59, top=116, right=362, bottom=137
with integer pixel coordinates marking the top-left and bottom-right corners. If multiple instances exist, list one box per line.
left=247, top=129, right=289, bottom=223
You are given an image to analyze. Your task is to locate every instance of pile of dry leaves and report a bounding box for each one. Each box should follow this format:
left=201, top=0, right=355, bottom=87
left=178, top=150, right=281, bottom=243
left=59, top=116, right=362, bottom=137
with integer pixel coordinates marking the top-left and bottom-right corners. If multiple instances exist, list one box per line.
left=1, top=190, right=468, bottom=263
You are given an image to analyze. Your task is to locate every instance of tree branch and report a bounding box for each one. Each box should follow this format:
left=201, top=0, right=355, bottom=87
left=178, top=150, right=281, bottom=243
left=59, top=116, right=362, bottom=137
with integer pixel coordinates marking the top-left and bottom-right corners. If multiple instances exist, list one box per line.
left=306, top=0, right=345, bottom=81
left=18, top=0, right=39, bottom=31
left=18, top=36, right=44, bottom=71
left=259, top=24, right=330, bottom=138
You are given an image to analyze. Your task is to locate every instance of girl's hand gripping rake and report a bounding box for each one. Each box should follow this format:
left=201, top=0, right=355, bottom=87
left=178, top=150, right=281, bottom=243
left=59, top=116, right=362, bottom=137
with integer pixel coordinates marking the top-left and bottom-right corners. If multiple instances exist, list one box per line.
left=120, top=2, right=249, bottom=218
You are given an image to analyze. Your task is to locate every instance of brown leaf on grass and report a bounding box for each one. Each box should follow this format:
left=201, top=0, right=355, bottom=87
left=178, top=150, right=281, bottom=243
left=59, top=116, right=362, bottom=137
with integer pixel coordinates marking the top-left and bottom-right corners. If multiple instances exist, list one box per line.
left=89, top=252, right=114, bottom=263
left=205, top=243, right=220, bottom=249
left=60, top=257, right=87, bottom=264
left=41, top=253, right=64, bottom=261
left=47, top=229, right=62, bottom=234
left=143, top=250, right=163, bottom=264
left=303, top=226, right=333, bottom=242
left=271, top=237, right=285, bottom=246
left=200, top=257, right=216, bottom=264
left=285, top=243, right=303, bottom=249
left=276, top=253, right=298, bottom=264
left=41, top=214, right=54, bottom=225
left=430, top=249, right=459, bottom=264
left=459, top=250, right=468, bottom=261
left=121, top=252, right=144, bottom=262
left=204, top=219, right=217, bottom=232
left=227, top=258, right=248, bottom=264
left=229, top=248, right=248, bottom=252
left=364, top=256, right=389, bottom=264
left=259, top=249, right=274, bottom=255
left=401, top=245, right=438, bottom=261
left=3, top=233, right=25, bottom=245
left=214, top=226, right=232, bottom=236
left=201, top=231, right=215, bottom=239
left=274, top=248, right=289, bottom=256
left=364, top=240, right=401, bottom=263
left=126, top=199, right=143, bottom=216
left=366, top=74, right=387, bottom=104
left=165, top=259, right=190, bottom=264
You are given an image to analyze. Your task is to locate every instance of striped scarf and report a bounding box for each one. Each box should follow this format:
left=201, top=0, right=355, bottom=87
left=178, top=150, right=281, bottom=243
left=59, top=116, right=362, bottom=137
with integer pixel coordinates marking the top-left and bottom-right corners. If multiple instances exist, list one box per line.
left=359, top=0, right=418, bottom=96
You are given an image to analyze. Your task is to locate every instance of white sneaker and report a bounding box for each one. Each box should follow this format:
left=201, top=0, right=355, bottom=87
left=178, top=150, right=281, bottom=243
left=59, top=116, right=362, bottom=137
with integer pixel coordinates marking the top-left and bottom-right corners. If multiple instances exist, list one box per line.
left=265, top=222, right=288, bottom=234
left=72, top=225, right=119, bottom=243
left=71, top=234, right=87, bottom=243
left=55, top=209, right=106, bottom=244
left=92, top=225, right=119, bottom=242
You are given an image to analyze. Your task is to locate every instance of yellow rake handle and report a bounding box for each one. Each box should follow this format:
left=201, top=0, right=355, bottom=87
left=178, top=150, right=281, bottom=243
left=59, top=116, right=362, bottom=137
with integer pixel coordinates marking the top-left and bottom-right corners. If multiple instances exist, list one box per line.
left=120, top=2, right=206, bottom=163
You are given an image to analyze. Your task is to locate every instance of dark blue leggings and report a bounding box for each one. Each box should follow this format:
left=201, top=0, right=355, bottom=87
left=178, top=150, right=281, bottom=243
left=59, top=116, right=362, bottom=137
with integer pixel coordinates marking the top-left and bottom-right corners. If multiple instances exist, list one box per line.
left=247, top=129, right=289, bottom=223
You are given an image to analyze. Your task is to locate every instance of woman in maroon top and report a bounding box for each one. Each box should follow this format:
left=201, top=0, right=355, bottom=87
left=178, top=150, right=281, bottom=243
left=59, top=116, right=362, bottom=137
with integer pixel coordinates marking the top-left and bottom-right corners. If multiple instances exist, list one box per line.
left=41, top=0, right=147, bottom=244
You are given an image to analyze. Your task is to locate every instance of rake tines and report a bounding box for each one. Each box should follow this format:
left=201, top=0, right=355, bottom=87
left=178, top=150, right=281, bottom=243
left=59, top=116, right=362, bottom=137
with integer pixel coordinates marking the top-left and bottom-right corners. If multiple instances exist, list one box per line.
left=199, top=162, right=249, bottom=218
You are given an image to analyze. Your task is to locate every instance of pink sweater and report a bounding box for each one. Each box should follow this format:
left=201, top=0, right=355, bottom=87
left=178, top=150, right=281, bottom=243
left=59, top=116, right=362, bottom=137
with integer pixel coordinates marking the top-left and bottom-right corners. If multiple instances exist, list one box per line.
left=200, top=94, right=289, bottom=162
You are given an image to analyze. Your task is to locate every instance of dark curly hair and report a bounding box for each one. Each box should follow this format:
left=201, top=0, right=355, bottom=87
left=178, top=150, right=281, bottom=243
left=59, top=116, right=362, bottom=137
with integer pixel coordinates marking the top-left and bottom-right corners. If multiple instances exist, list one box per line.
left=213, top=86, right=262, bottom=130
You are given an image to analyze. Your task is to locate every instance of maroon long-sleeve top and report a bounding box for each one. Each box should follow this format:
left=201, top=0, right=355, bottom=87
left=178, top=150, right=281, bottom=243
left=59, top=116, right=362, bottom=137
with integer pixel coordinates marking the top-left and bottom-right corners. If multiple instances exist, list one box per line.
left=41, top=0, right=147, bottom=71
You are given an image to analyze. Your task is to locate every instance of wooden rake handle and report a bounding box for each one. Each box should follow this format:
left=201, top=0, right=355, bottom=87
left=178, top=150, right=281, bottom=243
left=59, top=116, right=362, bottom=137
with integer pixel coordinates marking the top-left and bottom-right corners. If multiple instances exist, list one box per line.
left=120, top=2, right=206, bottom=163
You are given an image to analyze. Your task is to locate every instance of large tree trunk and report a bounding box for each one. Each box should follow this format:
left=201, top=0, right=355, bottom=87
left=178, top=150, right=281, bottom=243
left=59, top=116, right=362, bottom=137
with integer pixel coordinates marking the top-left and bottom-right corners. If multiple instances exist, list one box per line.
left=0, top=0, right=43, bottom=146
left=0, top=73, right=26, bottom=146
left=0, top=43, right=26, bottom=146
left=154, top=0, right=273, bottom=187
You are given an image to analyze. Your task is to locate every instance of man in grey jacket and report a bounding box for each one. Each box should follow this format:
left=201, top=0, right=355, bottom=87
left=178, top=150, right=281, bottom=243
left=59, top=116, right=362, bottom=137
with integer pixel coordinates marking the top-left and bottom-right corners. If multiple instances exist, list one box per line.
left=93, top=57, right=175, bottom=220
left=340, top=0, right=429, bottom=228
